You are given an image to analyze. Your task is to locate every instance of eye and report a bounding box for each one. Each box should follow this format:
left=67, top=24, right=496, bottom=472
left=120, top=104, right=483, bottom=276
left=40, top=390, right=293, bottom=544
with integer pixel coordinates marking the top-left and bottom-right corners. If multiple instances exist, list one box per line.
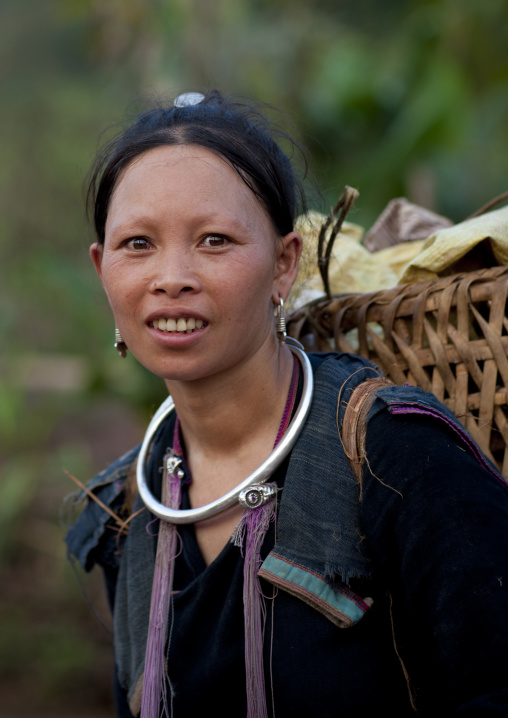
left=125, top=237, right=151, bottom=250
left=201, top=234, right=230, bottom=248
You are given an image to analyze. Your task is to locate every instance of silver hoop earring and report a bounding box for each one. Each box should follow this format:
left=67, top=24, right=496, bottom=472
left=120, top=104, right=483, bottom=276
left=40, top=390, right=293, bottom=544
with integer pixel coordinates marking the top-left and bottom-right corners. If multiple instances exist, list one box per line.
left=275, top=298, right=287, bottom=342
left=114, top=327, right=128, bottom=358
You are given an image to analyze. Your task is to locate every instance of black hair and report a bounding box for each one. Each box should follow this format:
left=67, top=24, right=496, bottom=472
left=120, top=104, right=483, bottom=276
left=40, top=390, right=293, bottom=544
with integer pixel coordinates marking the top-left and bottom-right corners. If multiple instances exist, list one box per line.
left=87, top=90, right=308, bottom=243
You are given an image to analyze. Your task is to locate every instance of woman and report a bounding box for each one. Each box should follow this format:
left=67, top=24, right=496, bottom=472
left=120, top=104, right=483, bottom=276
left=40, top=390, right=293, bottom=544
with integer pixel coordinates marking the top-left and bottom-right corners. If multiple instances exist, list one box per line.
left=66, top=90, right=508, bottom=717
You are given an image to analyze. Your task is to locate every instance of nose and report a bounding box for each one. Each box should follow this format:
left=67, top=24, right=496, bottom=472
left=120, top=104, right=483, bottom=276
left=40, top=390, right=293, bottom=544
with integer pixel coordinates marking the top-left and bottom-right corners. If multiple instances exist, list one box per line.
left=149, top=249, right=202, bottom=298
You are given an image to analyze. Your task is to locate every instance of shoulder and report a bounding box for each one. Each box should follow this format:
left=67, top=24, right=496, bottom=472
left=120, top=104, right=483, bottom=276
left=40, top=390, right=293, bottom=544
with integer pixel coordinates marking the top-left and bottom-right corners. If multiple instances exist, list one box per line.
left=359, top=387, right=508, bottom=549
left=366, top=382, right=503, bottom=482
left=64, top=444, right=141, bottom=572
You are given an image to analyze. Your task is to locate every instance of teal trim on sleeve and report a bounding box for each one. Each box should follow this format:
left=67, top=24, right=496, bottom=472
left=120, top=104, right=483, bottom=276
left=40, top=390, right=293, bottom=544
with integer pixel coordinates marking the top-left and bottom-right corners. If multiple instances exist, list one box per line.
left=259, top=553, right=372, bottom=628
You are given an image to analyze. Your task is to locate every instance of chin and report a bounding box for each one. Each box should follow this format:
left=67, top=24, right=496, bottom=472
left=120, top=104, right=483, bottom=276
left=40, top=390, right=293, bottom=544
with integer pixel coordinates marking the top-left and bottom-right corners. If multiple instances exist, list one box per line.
left=140, top=357, right=218, bottom=385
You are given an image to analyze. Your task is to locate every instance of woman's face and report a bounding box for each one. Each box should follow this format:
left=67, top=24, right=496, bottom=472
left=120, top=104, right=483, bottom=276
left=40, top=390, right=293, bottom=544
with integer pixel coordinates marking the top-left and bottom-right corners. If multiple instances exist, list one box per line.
left=90, top=145, right=301, bottom=385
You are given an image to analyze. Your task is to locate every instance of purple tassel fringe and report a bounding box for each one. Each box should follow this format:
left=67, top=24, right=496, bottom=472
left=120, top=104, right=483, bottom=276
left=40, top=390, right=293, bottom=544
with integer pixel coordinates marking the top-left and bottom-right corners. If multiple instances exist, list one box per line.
left=232, top=496, right=277, bottom=718
left=141, top=465, right=181, bottom=718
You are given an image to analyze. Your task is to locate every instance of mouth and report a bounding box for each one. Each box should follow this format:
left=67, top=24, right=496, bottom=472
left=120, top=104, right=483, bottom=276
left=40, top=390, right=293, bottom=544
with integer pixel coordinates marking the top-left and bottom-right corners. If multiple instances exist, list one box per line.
left=150, top=317, right=207, bottom=334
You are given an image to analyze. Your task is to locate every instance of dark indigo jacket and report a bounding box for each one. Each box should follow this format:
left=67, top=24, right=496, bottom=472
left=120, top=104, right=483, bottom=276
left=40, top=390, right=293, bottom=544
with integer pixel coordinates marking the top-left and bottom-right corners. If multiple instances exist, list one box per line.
left=65, top=353, right=508, bottom=715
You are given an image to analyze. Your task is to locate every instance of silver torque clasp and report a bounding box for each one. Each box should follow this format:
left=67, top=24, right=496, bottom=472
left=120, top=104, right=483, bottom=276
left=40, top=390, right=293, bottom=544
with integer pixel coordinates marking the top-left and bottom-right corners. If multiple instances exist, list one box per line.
left=167, top=453, right=185, bottom=480
left=239, top=484, right=277, bottom=510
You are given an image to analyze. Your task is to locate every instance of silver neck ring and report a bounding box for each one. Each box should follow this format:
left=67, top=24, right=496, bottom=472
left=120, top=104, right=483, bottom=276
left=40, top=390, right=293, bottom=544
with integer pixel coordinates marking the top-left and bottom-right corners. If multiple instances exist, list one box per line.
left=136, top=343, right=313, bottom=524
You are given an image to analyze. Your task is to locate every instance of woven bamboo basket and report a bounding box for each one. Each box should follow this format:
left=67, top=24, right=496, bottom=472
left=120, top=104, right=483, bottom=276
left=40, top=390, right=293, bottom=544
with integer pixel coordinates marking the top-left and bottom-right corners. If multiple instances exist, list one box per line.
left=287, top=264, right=508, bottom=478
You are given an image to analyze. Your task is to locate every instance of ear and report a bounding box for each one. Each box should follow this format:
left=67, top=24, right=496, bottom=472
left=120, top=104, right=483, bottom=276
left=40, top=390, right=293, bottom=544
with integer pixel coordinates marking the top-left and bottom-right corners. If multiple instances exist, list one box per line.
left=90, top=242, right=115, bottom=313
left=272, top=230, right=303, bottom=303
left=89, top=242, right=104, bottom=281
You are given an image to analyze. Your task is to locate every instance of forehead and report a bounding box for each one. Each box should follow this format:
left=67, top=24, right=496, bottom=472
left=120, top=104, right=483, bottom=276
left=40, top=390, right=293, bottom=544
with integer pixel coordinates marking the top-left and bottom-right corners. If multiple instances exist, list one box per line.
left=107, top=145, right=273, bottom=234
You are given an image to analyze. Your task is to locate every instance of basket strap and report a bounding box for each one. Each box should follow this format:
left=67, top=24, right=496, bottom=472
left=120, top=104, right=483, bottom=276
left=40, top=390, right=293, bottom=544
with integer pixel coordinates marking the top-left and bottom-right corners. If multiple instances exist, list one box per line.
left=341, top=377, right=394, bottom=486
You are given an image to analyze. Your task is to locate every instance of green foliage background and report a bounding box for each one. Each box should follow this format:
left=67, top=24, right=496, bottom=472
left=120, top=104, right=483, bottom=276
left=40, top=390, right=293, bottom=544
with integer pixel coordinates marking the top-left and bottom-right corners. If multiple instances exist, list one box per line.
left=1, top=0, right=507, bottom=714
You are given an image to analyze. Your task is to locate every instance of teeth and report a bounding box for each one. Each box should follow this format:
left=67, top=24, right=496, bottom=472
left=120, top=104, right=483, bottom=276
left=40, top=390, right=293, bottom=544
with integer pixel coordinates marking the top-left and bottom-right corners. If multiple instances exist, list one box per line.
left=152, top=317, right=205, bottom=333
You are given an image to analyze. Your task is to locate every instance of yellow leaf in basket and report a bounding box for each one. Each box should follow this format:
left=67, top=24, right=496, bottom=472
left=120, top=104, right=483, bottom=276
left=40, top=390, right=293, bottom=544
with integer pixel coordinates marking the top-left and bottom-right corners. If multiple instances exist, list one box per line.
left=399, top=206, right=508, bottom=284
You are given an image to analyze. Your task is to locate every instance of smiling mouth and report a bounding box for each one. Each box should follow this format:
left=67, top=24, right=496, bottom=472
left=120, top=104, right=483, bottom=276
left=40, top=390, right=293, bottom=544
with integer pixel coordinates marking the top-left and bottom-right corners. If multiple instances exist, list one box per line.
left=151, top=317, right=206, bottom=333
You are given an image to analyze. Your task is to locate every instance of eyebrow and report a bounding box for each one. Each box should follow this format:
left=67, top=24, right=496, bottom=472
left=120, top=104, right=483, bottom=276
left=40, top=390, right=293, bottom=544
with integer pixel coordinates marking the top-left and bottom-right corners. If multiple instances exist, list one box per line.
left=107, top=214, right=158, bottom=235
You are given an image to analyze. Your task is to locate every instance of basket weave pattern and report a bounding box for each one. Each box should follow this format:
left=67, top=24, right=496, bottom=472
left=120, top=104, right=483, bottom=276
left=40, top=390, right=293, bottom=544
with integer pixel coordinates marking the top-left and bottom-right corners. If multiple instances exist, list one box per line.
left=287, top=266, right=508, bottom=477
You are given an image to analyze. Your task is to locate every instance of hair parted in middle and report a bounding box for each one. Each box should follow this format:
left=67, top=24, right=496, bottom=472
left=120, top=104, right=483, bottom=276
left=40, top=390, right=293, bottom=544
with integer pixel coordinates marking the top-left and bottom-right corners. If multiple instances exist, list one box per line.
left=87, top=90, right=308, bottom=245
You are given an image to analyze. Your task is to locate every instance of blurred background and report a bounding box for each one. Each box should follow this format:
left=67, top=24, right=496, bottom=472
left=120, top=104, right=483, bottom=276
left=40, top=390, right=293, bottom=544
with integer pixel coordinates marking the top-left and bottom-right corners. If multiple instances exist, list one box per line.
left=1, top=0, right=507, bottom=715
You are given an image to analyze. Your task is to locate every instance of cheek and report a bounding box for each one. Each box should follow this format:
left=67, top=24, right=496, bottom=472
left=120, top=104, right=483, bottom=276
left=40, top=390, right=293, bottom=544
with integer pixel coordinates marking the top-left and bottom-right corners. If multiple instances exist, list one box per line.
left=226, top=246, right=277, bottom=290
left=100, top=258, right=146, bottom=307
left=220, top=258, right=275, bottom=325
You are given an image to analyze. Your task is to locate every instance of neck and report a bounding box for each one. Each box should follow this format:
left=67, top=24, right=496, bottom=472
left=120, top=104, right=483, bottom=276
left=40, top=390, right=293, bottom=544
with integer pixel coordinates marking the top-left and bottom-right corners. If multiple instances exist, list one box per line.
left=165, top=340, right=295, bottom=461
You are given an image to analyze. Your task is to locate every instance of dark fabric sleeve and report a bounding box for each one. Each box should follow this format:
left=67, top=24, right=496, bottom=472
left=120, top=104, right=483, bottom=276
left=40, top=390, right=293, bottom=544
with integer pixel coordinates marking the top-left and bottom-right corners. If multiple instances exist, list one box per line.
left=361, top=409, right=508, bottom=716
